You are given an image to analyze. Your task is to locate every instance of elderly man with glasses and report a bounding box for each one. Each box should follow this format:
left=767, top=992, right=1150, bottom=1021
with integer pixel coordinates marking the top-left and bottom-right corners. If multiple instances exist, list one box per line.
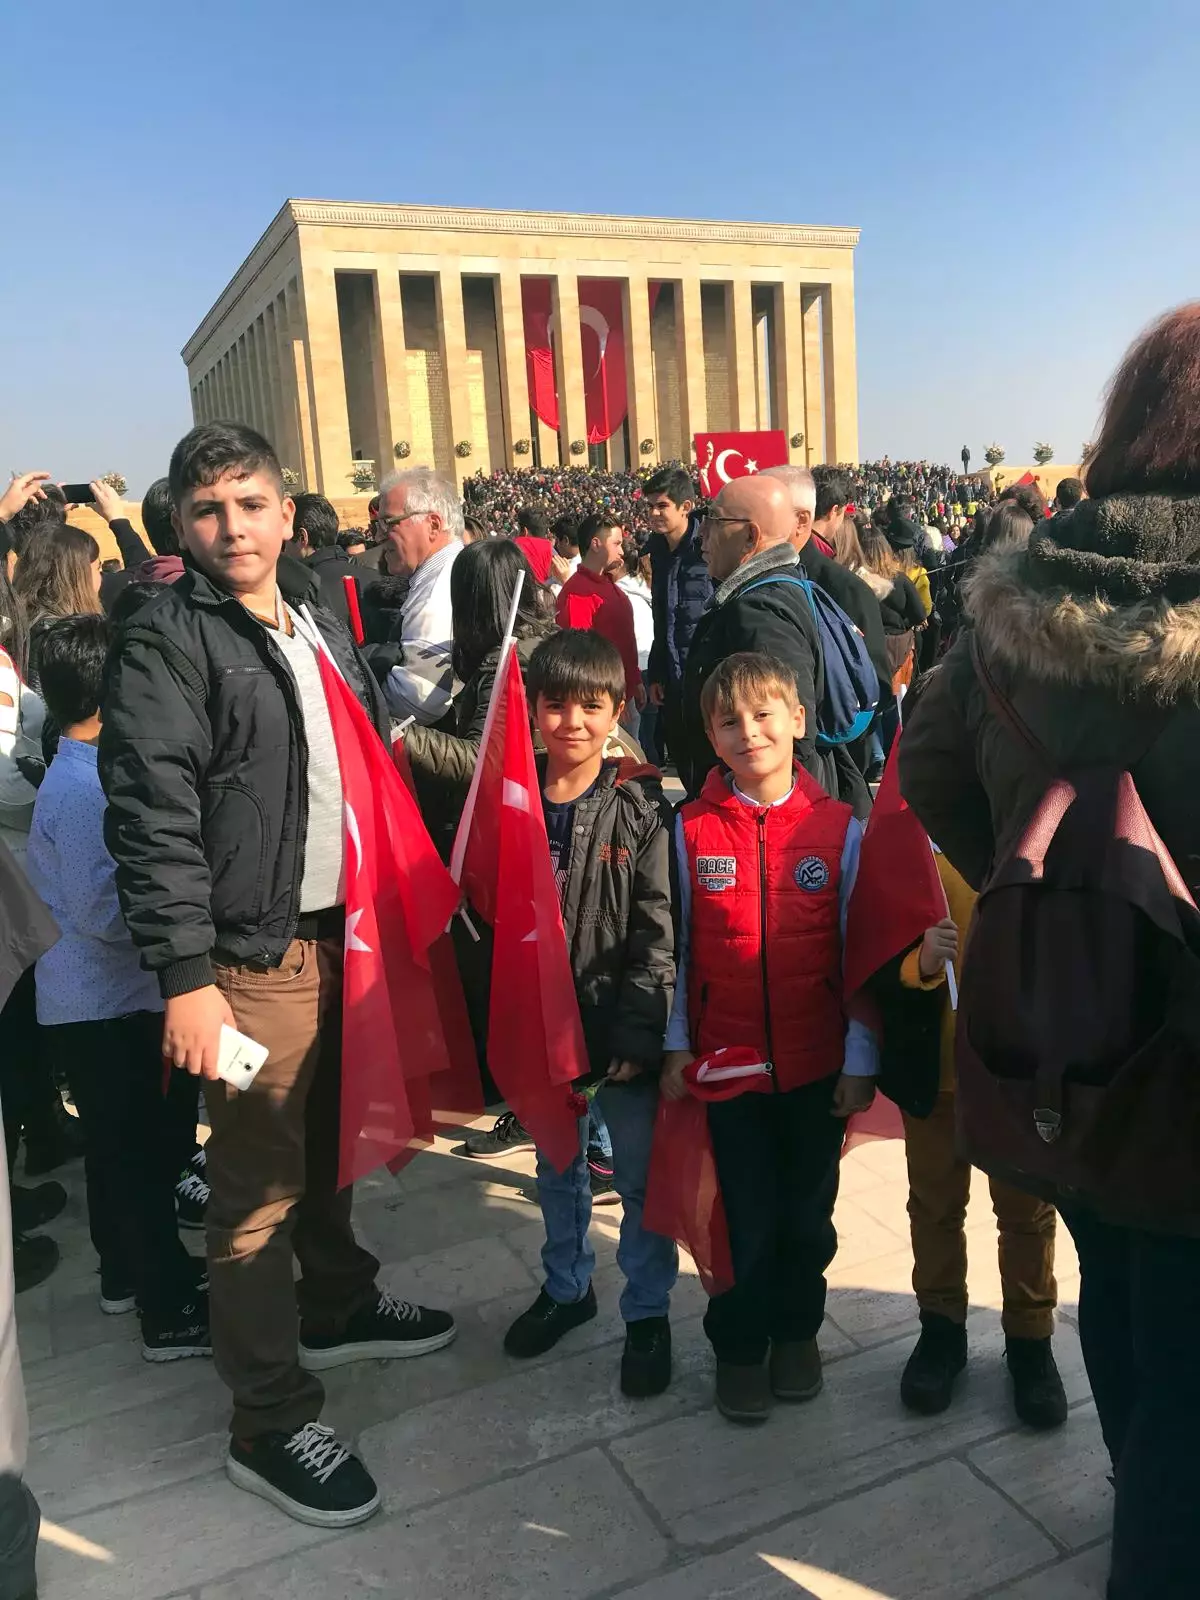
left=374, top=467, right=464, bottom=725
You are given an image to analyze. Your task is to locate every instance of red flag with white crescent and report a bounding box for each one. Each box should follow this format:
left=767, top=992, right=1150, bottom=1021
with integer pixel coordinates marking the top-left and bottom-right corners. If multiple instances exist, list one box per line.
left=693, top=430, right=790, bottom=499
left=314, top=649, right=479, bottom=1188
left=521, top=277, right=630, bottom=445
left=451, top=647, right=586, bottom=1173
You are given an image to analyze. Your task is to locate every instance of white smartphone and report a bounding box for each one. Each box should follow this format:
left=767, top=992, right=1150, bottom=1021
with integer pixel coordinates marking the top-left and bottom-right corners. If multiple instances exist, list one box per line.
left=216, top=1024, right=269, bottom=1091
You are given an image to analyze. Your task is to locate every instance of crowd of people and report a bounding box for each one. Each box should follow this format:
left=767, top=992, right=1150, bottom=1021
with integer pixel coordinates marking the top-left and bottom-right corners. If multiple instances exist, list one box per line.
left=0, top=305, right=1194, bottom=1599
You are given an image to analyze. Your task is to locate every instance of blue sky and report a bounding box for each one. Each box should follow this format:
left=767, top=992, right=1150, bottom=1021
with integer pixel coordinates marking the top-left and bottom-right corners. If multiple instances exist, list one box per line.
left=4, top=0, right=1199, bottom=493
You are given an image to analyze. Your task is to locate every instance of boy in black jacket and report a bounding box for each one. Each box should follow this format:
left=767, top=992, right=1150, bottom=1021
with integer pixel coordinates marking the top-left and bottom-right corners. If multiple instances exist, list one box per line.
left=502, top=630, right=678, bottom=1396
left=99, top=424, right=454, bottom=1532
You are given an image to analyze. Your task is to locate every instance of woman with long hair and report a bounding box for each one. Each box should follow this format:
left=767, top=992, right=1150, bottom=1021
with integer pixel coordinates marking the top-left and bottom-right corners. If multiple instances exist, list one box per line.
left=901, top=302, right=1200, bottom=1600
left=12, top=523, right=102, bottom=687
left=0, top=570, right=41, bottom=865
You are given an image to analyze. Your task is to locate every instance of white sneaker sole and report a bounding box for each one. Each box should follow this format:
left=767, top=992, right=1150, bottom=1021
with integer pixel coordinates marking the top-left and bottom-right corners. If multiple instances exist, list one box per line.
left=225, top=1454, right=381, bottom=1529
left=100, top=1295, right=137, bottom=1316
left=298, top=1323, right=457, bottom=1372
left=141, top=1343, right=213, bottom=1364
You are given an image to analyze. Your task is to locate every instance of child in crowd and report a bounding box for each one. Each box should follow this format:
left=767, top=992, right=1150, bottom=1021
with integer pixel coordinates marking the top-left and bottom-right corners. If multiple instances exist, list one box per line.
left=503, top=629, right=678, bottom=1397
left=24, top=616, right=207, bottom=1359
left=872, top=853, right=1066, bottom=1428
left=663, top=652, right=877, bottom=1423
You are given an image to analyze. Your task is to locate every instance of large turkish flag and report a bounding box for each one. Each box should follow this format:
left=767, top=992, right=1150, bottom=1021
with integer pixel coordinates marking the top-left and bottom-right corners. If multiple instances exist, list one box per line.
left=521, top=278, right=630, bottom=444
left=694, top=430, right=790, bottom=499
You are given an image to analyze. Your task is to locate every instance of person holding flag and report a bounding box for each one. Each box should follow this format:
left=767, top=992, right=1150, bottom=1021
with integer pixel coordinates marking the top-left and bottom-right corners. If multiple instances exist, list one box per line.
left=844, top=738, right=1065, bottom=1429
left=99, top=424, right=458, bottom=1532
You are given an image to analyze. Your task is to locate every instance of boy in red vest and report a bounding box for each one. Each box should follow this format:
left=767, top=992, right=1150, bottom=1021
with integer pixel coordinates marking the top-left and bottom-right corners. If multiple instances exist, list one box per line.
left=662, top=652, right=877, bottom=1423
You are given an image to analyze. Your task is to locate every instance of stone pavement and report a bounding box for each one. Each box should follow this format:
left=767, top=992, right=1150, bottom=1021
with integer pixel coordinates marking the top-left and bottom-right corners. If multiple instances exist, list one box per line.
left=18, top=1127, right=1111, bottom=1599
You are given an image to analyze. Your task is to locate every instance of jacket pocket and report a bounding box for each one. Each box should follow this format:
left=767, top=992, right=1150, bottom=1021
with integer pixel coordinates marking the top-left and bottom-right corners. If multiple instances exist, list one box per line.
left=202, top=780, right=270, bottom=930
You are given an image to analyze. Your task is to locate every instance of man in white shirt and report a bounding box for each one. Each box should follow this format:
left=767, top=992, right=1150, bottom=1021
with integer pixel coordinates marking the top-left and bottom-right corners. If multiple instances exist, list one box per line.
left=376, top=468, right=463, bottom=724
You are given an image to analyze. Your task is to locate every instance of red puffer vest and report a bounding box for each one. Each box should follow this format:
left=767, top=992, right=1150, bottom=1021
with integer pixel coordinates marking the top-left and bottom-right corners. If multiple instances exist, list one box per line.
left=682, top=764, right=852, bottom=1091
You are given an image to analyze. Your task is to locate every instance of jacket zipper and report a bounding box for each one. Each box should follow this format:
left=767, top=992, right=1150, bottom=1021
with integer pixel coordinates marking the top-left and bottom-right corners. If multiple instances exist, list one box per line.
left=756, top=811, right=778, bottom=1088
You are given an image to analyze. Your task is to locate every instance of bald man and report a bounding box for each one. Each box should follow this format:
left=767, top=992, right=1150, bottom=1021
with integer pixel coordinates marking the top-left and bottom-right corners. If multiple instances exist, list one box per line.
left=679, top=476, right=868, bottom=808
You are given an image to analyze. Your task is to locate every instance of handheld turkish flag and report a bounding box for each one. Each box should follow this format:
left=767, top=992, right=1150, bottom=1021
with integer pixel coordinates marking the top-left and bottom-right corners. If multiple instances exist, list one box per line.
left=307, top=630, right=480, bottom=1189
left=843, top=736, right=949, bottom=1000
left=694, top=431, right=790, bottom=499
left=450, top=647, right=586, bottom=1173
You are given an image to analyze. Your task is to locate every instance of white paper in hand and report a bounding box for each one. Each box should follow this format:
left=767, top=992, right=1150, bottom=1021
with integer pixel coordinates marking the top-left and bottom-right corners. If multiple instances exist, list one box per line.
left=216, top=1024, right=269, bottom=1091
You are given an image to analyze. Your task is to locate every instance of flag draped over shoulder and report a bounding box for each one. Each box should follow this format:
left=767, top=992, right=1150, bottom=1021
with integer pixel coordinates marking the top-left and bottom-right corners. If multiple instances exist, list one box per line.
left=451, top=647, right=585, bottom=1174
left=313, top=643, right=479, bottom=1189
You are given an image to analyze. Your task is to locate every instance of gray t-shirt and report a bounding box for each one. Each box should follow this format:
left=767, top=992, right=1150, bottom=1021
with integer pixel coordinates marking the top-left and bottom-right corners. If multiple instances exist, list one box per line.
left=269, top=600, right=345, bottom=913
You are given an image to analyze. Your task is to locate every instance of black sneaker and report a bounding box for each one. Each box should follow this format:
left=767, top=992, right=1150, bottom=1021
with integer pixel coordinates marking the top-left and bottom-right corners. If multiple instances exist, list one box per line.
left=900, top=1313, right=968, bottom=1415
left=141, top=1299, right=212, bottom=1363
left=504, top=1285, right=597, bottom=1358
left=1006, top=1336, right=1068, bottom=1430
left=459, top=1111, right=535, bottom=1158
left=621, top=1316, right=672, bottom=1398
left=299, top=1289, right=456, bottom=1371
left=589, top=1167, right=620, bottom=1205
left=174, top=1166, right=209, bottom=1231
left=11, top=1181, right=67, bottom=1232
left=99, top=1273, right=137, bottom=1315
left=227, top=1422, right=380, bottom=1529
left=14, top=1233, right=58, bottom=1294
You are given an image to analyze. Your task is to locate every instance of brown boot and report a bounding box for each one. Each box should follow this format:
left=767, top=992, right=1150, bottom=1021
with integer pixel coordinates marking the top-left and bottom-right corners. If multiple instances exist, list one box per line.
left=715, top=1361, right=772, bottom=1423
left=769, top=1338, right=823, bottom=1401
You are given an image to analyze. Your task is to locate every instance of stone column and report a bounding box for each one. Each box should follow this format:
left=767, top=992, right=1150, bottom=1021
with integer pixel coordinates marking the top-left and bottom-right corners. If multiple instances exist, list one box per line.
left=728, top=279, right=758, bottom=429
left=551, top=270, right=588, bottom=469
left=435, top=267, right=474, bottom=486
left=675, top=275, right=707, bottom=453
left=823, top=275, right=859, bottom=465
left=370, top=263, right=410, bottom=479
left=623, top=274, right=657, bottom=470
left=263, top=300, right=291, bottom=467
left=248, top=320, right=272, bottom=442
left=297, top=256, right=353, bottom=495
left=495, top=269, right=533, bottom=468
left=774, top=283, right=807, bottom=463
left=801, top=288, right=825, bottom=465
left=283, top=277, right=319, bottom=492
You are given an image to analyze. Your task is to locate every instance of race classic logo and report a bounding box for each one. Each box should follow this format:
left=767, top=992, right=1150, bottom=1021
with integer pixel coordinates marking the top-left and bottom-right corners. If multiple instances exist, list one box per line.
left=696, top=855, right=737, bottom=892
left=793, top=855, right=830, bottom=892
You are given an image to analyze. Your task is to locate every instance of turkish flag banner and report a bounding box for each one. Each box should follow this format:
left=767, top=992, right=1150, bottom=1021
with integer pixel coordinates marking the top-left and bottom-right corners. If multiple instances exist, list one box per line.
left=578, top=279, right=627, bottom=445
left=451, top=648, right=587, bottom=1173
left=314, top=648, right=479, bottom=1189
left=522, top=278, right=559, bottom=433
left=694, top=430, right=790, bottom=499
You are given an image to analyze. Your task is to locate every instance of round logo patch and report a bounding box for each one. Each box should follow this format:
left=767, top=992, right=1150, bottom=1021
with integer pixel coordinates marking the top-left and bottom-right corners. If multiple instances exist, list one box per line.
left=793, top=855, right=830, bottom=892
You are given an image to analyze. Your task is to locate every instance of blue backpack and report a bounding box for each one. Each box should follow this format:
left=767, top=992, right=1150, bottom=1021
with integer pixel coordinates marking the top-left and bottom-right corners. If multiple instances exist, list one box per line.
left=741, top=573, right=879, bottom=746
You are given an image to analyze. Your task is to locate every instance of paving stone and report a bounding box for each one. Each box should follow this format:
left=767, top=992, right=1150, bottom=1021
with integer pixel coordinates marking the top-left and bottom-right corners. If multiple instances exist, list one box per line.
left=609, top=1317, right=1091, bottom=1546
left=352, top=1176, right=541, bottom=1266
left=198, top=1449, right=667, bottom=1599
left=991, top=1543, right=1111, bottom=1599
left=376, top=1234, right=537, bottom=1310
left=35, top=1469, right=337, bottom=1600
left=358, top=1320, right=712, bottom=1512
left=611, top=1459, right=1056, bottom=1599
left=828, top=1196, right=915, bottom=1272
left=26, top=1338, right=222, bottom=1439
left=969, top=1402, right=1113, bottom=1549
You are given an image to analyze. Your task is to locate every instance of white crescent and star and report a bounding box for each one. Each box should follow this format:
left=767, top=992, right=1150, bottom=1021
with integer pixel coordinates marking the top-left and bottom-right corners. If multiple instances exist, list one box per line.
left=544, top=307, right=612, bottom=382
left=346, top=908, right=373, bottom=954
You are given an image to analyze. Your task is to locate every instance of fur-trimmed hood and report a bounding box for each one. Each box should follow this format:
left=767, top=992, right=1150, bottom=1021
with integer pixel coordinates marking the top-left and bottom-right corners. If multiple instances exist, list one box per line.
left=965, top=543, right=1200, bottom=701
left=853, top=566, right=895, bottom=601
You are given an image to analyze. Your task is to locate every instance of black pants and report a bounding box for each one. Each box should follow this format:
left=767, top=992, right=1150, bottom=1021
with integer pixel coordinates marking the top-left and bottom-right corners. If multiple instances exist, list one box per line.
left=0, top=968, right=67, bottom=1171
left=44, top=1012, right=199, bottom=1318
left=1062, top=1208, right=1200, bottom=1600
left=0, top=1476, right=37, bottom=1600
left=659, top=683, right=687, bottom=774
left=704, top=1073, right=843, bottom=1364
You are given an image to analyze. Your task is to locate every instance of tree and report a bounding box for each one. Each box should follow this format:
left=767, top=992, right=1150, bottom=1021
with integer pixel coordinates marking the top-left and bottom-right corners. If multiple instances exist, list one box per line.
left=1080, top=441, right=1094, bottom=461
left=984, top=443, right=1006, bottom=467
left=1033, top=442, right=1054, bottom=465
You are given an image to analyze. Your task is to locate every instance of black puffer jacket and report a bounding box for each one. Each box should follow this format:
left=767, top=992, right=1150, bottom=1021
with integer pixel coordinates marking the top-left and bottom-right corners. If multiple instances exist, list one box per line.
left=550, top=756, right=676, bottom=1082
left=646, top=513, right=712, bottom=690
left=99, top=559, right=388, bottom=997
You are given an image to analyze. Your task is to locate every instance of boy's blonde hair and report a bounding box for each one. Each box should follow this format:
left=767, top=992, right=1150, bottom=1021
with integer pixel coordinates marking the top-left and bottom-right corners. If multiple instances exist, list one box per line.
left=700, top=652, right=800, bottom=727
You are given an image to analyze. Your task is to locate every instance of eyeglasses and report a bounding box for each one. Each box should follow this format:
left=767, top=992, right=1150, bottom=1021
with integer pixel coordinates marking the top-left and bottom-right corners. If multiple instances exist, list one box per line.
left=379, top=509, right=428, bottom=533
left=700, top=514, right=750, bottom=531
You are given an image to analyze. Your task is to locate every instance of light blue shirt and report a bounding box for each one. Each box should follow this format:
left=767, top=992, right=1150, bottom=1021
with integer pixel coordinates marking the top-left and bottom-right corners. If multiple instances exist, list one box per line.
left=665, top=778, right=878, bottom=1076
left=26, top=738, right=162, bottom=1025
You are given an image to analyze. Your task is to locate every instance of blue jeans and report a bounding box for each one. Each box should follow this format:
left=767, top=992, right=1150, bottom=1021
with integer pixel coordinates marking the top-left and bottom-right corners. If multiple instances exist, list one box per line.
left=587, top=1101, right=612, bottom=1164
left=535, top=1075, right=678, bottom=1323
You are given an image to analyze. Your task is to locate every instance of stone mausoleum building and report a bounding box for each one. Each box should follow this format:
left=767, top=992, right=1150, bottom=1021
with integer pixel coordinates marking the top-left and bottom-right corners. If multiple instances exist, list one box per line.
left=182, top=200, right=860, bottom=494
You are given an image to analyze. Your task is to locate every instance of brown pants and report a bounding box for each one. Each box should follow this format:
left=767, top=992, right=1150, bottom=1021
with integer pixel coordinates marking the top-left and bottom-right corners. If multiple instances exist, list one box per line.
left=903, top=1092, right=1057, bottom=1340
left=209, top=937, right=379, bottom=1439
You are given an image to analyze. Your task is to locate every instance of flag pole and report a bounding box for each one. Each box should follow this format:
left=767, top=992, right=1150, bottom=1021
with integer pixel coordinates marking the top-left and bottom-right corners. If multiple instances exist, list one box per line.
left=449, top=567, right=526, bottom=887
left=927, top=837, right=959, bottom=1011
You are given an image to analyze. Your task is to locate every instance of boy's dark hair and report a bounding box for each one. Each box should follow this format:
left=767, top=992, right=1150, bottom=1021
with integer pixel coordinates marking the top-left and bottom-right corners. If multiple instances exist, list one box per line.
left=551, top=514, right=580, bottom=551
left=527, top=628, right=626, bottom=710
left=140, top=477, right=179, bottom=556
left=1055, top=476, right=1084, bottom=509
left=292, top=492, right=339, bottom=550
left=168, top=422, right=283, bottom=507
left=516, top=507, right=550, bottom=539
left=338, top=527, right=368, bottom=551
left=644, top=466, right=694, bottom=507
left=575, top=511, right=621, bottom=559
left=109, top=580, right=170, bottom=628
left=812, top=466, right=852, bottom=520
left=998, top=480, right=1048, bottom=521
left=700, top=651, right=800, bottom=728
left=4, top=486, right=65, bottom=559
left=37, top=614, right=111, bottom=728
